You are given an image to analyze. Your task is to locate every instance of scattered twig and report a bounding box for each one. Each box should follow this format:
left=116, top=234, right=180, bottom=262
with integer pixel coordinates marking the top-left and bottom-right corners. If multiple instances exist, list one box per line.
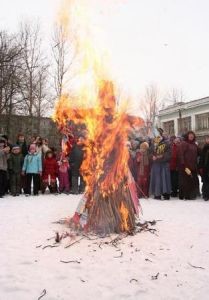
left=60, top=260, right=80, bottom=264
left=36, top=245, right=42, bottom=248
left=65, top=237, right=84, bottom=249
left=82, top=234, right=99, bottom=241
left=55, top=232, right=61, bottom=243
left=151, top=272, right=159, bottom=280
left=130, top=278, right=138, bottom=283
left=145, top=258, right=153, bottom=263
left=42, top=245, right=59, bottom=250
left=188, top=263, right=205, bottom=270
left=114, top=252, right=123, bottom=258
left=38, top=289, right=47, bottom=300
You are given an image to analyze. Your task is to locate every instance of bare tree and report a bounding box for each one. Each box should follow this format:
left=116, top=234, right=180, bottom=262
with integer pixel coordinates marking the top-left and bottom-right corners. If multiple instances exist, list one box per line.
left=0, top=31, right=22, bottom=115
left=15, top=22, right=52, bottom=134
left=165, top=88, right=185, bottom=105
left=52, top=23, right=77, bottom=99
left=141, top=84, right=161, bottom=135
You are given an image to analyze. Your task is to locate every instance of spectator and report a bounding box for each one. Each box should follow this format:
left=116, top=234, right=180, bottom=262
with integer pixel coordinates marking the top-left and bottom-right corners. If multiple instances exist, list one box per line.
left=199, top=135, right=209, bottom=201
left=136, top=142, right=150, bottom=198
left=16, top=133, right=28, bottom=157
left=178, top=131, right=200, bottom=200
left=8, top=145, right=24, bottom=196
left=58, top=154, right=70, bottom=194
left=42, top=150, right=58, bottom=194
left=69, top=137, right=85, bottom=194
left=35, top=136, right=43, bottom=156
left=149, top=130, right=171, bottom=200
left=0, top=139, right=10, bottom=198
left=42, top=138, right=50, bottom=156
left=22, top=144, right=42, bottom=196
left=170, top=137, right=180, bottom=197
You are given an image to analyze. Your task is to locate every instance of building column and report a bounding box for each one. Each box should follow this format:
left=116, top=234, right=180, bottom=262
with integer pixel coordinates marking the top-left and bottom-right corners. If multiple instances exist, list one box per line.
left=174, top=118, right=178, bottom=136
left=191, top=114, right=196, bottom=131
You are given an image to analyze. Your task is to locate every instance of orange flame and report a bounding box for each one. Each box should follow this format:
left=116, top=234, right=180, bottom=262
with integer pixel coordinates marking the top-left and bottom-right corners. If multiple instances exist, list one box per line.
left=120, top=202, right=129, bottom=231
left=53, top=1, right=144, bottom=232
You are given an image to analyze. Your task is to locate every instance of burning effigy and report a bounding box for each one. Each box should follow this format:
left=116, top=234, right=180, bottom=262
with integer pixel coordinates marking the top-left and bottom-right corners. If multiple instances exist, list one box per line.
left=53, top=1, right=144, bottom=235
left=54, top=80, right=144, bottom=235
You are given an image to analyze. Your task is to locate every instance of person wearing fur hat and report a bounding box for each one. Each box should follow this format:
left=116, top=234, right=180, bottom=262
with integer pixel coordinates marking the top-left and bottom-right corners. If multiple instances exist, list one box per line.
left=8, top=145, right=24, bottom=196
left=0, top=139, right=10, bottom=198
left=42, top=150, right=58, bottom=194
left=136, top=142, right=150, bottom=198
left=22, top=144, right=42, bottom=196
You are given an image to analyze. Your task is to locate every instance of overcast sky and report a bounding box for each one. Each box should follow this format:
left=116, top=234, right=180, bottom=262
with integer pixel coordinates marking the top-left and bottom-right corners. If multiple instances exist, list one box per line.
left=0, top=0, right=209, bottom=104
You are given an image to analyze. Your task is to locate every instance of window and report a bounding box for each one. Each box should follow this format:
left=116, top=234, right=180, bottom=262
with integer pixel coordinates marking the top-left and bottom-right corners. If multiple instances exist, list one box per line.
left=178, top=116, right=191, bottom=134
left=163, top=120, right=175, bottom=135
left=196, top=113, right=209, bottom=130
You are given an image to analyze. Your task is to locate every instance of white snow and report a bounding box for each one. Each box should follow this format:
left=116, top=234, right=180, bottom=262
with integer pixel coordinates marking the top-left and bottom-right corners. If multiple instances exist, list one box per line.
left=0, top=194, right=209, bottom=300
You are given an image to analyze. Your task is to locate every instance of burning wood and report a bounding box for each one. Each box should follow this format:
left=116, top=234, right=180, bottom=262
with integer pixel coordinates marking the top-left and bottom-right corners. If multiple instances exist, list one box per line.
left=54, top=81, right=143, bottom=236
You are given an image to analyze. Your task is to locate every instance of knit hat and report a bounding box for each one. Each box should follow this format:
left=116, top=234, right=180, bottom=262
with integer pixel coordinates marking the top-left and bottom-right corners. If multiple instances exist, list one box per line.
left=29, top=143, right=36, bottom=152
left=12, top=144, right=21, bottom=150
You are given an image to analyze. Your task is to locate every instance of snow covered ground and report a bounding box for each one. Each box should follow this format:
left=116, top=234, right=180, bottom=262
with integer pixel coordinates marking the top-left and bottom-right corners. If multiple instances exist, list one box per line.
left=0, top=194, right=209, bottom=300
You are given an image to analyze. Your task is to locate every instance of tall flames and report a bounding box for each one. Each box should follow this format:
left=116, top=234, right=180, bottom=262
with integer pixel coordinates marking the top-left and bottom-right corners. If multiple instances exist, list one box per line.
left=53, top=0, right=143, bottom=234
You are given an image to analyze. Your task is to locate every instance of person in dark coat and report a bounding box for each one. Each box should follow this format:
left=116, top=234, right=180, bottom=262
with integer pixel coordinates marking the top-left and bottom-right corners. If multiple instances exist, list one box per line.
left=16, top=134, right=28, bottom=157
left=170, top=137, right=180, bottom=197
left=178, top=131, right=200, bottom=200
left=199, top=136, right=209, bottom=201
left=149, top=132, right=171, bottom=200
left=16, top=134, right=28, bottom=193
left=8, top=145, right=24, bottom=196
left=69, top=137, right=85, bottom=194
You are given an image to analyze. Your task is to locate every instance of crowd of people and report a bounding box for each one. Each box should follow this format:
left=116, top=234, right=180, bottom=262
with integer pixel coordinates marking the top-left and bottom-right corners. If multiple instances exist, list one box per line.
left=0, top=129, right=209, bottom=201
left=129, top=129, right=209, bottom=201
left=0, top=134, right=85, bottom=198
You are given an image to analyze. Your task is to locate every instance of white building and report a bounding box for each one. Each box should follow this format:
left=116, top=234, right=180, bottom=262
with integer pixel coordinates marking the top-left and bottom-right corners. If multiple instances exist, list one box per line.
left=158, top=97, right=209, bottom=142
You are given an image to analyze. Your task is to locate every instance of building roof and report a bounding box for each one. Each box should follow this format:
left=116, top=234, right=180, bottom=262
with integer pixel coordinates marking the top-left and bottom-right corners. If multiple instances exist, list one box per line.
left=159, top=96, right=209, bottom=116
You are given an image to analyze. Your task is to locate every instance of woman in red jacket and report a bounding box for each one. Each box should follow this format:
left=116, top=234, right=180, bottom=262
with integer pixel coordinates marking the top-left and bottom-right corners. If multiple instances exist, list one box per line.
left=42, top=150, right=58, bottom=194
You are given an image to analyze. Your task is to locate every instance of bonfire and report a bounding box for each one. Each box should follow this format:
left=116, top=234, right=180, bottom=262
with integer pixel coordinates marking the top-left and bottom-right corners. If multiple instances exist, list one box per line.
left=53, top=0, right=144, bottom=235
left=54, top=80, right=143, bottom=235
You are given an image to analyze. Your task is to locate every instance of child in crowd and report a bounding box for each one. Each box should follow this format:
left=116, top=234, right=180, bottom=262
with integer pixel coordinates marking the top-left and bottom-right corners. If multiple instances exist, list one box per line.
left=58, top=154, right=70, bottom=194
left=8, top=145, right=24, bottom=196
left=42, top=150, right=58, bottom=194
left=0, top=139, right=10, bottom=198
left=69, top=137, right=85, bottom=194
left=136, top=142, right=150, bottom=198
left=22, top=144, right=42, bottom=196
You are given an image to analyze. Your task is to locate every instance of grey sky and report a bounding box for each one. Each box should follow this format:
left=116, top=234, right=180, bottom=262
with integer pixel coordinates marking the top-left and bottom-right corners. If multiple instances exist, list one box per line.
left=0, top=0, right=209, bottom=103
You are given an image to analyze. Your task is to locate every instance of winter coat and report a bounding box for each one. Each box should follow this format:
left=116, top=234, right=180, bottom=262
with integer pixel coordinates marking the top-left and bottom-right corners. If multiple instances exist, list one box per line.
left=22, top=152, right=42, bottom=174
left=42, top=157, right=58, bottom=181
left=16, top=141, right=28, bottom=157
left=199, top=144, right=209, bottom=176
left=8, top=153, right=24, bottom=174
left=0, top=149, right=8, bottom=171
left=178, top=140, right=199, bottom=171
left=170, top=143, right=179, bottom=171
left=69, top=144, right=84, bottom=176
left=149, top=138, right=171, bottom=196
